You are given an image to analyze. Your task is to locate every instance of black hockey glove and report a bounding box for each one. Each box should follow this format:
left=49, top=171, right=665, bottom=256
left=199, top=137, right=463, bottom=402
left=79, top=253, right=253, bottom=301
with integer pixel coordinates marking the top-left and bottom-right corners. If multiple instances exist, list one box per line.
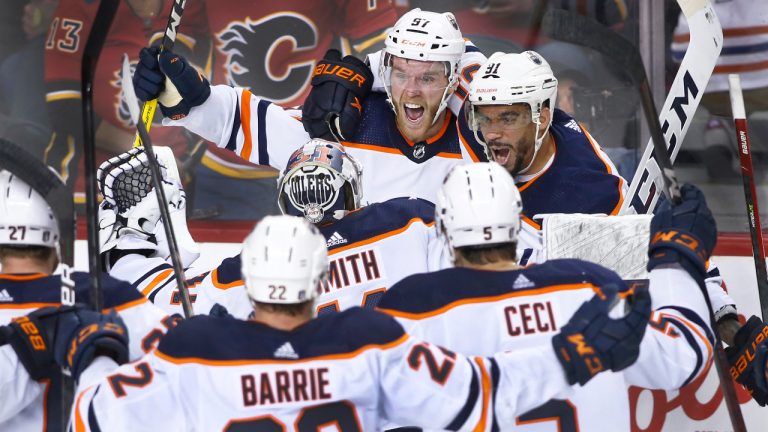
left=302, top=49, right=373, bottom=141
left=53, top=307, right=129, bottom=381
left=133, top=46, right=164, bottom=102
left=647, top=183, right=717, bottom=280
left=0, top=306, right=68, bottom=380
left=552, top=282, right=651, bottom=385
left=157, top=50, right=211, bottom=120
left=725, top=316, right=768, bottom=406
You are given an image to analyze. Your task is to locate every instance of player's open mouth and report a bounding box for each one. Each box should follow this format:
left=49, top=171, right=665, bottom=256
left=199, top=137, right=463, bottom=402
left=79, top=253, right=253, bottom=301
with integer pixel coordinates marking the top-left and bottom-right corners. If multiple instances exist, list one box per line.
left=403, top=103, right=425, bottom=124
left=490, top=146, right=512, bottom=165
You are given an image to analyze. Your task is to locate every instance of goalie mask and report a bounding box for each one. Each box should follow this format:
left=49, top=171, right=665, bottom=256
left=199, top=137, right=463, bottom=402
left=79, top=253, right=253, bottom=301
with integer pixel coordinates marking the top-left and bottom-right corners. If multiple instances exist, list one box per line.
left=380, top=8, right=465, bottom=126
left=436, top=162, right=522, bottom=250
left=467, top=51, right=558, bottom=174
left=0, top=170, right=60, bottom=250
left=241, top=215, right=328, bottom=305
left=277, top=139, right=363, bottom=225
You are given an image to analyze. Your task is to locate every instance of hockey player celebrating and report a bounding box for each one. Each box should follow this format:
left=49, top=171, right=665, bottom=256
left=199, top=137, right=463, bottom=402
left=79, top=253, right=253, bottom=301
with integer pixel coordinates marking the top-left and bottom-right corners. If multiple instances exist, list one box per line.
left=100, top=139, right=448, bottom=317
left=0, top=170, right=174, bottom=430
left=131, top=8, right=489, bottom=205
left=47, top=214, right=651, bottom=431
left=377, top=163, right=717, bottom=431
left=465, top=51, right=626, bottom=240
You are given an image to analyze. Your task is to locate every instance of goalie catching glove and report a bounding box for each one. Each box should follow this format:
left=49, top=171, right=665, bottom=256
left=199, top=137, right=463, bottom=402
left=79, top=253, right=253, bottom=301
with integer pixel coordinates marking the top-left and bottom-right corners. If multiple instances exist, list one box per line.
left=133, top=47, right=210, bottom=119
left=726, top=316, right=768, bottom=406
left=97, top=147, right=198, bottom=271
left=302, top=50, right=373, bottom=141
left=552, top=282, right=651, bottom=385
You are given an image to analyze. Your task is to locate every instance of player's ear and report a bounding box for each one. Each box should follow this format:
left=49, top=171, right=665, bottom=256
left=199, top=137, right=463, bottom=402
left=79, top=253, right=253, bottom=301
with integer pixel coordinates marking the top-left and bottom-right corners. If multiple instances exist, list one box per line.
left=539, top=104, right=552, bottom=129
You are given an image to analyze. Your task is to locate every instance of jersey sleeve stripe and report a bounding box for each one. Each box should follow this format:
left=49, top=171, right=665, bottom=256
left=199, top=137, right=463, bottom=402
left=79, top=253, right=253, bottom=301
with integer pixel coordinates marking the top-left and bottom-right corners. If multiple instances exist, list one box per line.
left=378, top=283, right=600, bottom=320
left=87, top=387, right=103, bottom=432
left=155, top=333, right=410, bottom=366
left=489, top=358, right=500, bottom=432
left=446, top=359, right=480, bottom=431
left=148, top=276, right=177, bottom=303
left=329, top=217, right=434, bottom=255
left=657, top=307, right=714, bottom=385
left=473, top=357, right=491, bottom=432
left=211, top=268, right=244, bottom=290
left=73, top=385, right=95, bottom=432
left=132, top=263, right=172, bottom=288
left=239, top=89, right=254, bottom=160
left=140, top=269, right=174, bottom=296
left=225, top=96, right=241, bottom=152
left=458, top=127, right=481, bottom=163
left=0, top=302, right=59, bottom=310
left=104, top=296, right=147, bottom=313
left=583, top=128, right=625, bottom=215
left=257, top=99, right=271, bottom=165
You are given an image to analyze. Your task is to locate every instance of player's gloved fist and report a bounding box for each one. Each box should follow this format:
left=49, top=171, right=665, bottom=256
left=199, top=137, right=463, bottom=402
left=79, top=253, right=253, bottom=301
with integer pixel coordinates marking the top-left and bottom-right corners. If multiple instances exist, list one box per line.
left=0, top=307, right=68, bottom=380
left=725, top=316, right=768, bottom=406
left=302, top=49, right=373, bottom=141
left=157, top=50, right=211, bottom=120
left=133, top=46, right=164, bottom=102
left=552, top=282, right=651, bottom=385
left=647, top=183, right=717, bottom=280
left=53, top=307, right=129, bottom=381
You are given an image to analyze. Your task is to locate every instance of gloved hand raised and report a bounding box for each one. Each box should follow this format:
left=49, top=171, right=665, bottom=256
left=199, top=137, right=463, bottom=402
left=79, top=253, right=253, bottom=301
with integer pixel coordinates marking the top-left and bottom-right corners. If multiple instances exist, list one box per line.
left=302, top=50, right=373, bottom=141
left=647, top=183, right=717, bottom=280
left=552, top=282, right=651, bottom=385
left=132, top=47, right=210, bottom=119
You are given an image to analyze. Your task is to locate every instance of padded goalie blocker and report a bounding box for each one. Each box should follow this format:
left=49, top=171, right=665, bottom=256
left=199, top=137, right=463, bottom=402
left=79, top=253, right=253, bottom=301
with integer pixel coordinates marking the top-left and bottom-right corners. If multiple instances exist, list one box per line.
left=541, top=213, right=652, bottom=279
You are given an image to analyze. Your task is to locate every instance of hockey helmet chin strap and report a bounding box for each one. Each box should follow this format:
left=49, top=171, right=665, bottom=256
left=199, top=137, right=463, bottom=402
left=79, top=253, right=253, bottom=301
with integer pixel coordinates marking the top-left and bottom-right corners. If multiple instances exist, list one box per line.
left=517, top=110, right=551, bottom=176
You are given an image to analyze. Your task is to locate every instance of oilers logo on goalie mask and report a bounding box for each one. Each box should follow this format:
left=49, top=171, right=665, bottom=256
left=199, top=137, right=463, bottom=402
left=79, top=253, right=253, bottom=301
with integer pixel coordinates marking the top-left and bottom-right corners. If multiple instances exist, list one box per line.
left=286, top=166, right=339, bottom=224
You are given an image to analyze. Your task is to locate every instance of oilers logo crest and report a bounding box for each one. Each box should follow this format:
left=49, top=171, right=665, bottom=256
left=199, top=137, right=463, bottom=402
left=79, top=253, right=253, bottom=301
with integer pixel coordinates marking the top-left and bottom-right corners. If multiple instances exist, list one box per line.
left=216, top=14, right=319, bottom=103
left=286, top=166, right=339, bottom=223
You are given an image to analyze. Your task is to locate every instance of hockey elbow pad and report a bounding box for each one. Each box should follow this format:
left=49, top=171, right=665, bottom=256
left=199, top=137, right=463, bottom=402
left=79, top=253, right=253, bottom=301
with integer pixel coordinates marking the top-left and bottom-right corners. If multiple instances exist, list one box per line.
left=647, top=184, right=717, bottom=280
left=157, top=50, right=211, bottom=120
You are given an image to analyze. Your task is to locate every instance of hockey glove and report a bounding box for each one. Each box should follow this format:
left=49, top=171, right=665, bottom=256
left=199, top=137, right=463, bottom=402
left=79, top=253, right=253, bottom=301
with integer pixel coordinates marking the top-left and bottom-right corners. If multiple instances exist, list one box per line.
left=133, top=46, right=164, bottom=102
left=157, top=50, right=210, bottom=120
left=647, top=183, right=717, bottom=280
left=552, top=282, right=651, bottom=385
left=53, top=307, right=129, bottom=381
left=302, top=50, right=373, bottom=141
left=0, top=307, right=67, bottom=380
left=725, top=316, right=768, bottom=406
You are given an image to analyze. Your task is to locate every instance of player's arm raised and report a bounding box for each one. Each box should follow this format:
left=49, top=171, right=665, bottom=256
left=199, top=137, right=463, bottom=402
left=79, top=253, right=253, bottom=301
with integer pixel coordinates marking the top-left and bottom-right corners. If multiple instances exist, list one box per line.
left=624, top=184, right=717, bottom=389
left=380, top=282, right=651, bottom=430
left=133, top=48, right=310, bottom=170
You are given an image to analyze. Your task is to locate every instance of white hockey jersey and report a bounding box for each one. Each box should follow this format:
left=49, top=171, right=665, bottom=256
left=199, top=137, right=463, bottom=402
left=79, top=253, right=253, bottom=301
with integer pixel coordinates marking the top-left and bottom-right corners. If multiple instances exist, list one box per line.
left=377, top=259, right=714, bottom=432
left=118, top=198, right=449, bottom=318
left=163, top=48, right=489, bottom=205
left=69, top=307, right=576, bottom=431
left=0, top=272, right=172, bottom=431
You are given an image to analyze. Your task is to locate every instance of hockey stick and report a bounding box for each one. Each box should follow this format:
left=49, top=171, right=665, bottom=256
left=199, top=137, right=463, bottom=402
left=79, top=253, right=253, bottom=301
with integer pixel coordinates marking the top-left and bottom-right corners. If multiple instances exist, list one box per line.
left=120, top=50, right=195, bottom=319
left=132, top=0, right=187, bottom=148
left=82, top=0, right=120, bottom=311
left=619, top=0, right=723, bottom=215
left=539, top=6, right=745, bottom=431
left=729, top=74, right=768, bottom=321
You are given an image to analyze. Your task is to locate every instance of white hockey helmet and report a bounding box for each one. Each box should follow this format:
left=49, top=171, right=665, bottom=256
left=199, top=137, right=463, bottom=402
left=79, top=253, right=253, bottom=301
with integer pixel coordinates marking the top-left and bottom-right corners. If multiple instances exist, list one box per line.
left=436, top=162, right=522, bottom=250
left=467, top=51, right=558, bottom=172
left=381, top=8, right=465, bottom=125
left=241, top=215, right=328, bottom=305
left=277, top=139, right=363, bottom=224
left=0, top=170, right=60, bottom=250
